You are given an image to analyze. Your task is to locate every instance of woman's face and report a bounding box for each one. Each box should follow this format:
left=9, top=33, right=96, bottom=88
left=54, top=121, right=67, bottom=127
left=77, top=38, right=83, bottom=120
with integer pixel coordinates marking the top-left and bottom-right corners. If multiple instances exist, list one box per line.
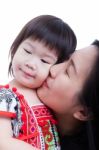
left=37, top=45, right=98, bottom=114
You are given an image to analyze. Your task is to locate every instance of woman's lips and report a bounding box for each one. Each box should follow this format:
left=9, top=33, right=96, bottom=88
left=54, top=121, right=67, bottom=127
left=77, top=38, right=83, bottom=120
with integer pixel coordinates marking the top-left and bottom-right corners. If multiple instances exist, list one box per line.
left=42, top=80, right=49, bottom=88
left=42, top=77, right=52, bottom=89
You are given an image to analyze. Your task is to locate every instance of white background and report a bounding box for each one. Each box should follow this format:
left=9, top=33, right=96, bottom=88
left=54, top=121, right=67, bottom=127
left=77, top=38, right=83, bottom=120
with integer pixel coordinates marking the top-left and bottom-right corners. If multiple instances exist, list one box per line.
left=0, top=0, right=99, bottom=84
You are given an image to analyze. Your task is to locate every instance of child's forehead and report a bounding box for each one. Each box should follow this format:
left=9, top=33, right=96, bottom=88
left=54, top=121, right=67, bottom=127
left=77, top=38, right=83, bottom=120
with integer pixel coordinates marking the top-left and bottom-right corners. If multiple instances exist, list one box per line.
left=22, top=38, right=58, bottom=52
left=25, top=37, right=60, bottom=52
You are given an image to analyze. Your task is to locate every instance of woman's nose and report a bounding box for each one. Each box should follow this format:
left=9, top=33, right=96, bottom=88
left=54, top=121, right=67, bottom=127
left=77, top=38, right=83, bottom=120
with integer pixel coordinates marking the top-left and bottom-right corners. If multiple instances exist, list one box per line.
left=49, top=62, right=67, bottom=78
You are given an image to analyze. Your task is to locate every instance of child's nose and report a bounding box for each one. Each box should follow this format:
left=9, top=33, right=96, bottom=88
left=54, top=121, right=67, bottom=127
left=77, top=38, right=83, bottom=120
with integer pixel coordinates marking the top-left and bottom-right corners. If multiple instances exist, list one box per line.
left=25, top=63, right=36, bottom=70
left=25, top=57, right=40, bottom=70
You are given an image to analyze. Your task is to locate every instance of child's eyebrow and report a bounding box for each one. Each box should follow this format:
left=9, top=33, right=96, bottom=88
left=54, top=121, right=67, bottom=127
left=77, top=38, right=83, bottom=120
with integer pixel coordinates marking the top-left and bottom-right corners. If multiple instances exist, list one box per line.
left=24, top=41, right=35, bottom=50
left=44, top=53, right=57, bottom=61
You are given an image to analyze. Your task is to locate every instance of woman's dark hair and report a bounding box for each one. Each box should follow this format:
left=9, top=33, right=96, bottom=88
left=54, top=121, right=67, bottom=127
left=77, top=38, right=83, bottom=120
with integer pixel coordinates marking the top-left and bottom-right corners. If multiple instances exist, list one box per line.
left=80, top=40, right=99, bottom=150
left=8, top=15, right=77, bottom=75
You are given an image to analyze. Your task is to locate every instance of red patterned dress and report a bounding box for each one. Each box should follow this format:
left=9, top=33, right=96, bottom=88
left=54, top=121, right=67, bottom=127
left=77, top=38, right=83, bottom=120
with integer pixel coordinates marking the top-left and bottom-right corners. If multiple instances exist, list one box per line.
left=0, top=85, right=60, bottom=150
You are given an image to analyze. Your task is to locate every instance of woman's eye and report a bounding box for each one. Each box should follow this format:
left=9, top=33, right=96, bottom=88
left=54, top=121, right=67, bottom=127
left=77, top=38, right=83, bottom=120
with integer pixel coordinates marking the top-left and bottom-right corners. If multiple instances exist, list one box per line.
left=41, top=59, right=49, bottom=64
left=66, top=64, right=72, bottom=78
left=65, top=67, right=70, bottom=77
left=66, top=70, right=69, bottom=76
left=24, top=48, right=32, bottom=54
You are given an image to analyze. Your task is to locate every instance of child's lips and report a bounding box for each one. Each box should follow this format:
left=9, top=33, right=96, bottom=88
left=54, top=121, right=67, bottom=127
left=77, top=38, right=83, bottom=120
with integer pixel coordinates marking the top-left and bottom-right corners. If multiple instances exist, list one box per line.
left=20, top=68, right=36, bottom=78
left=24, top=72, right=33, bottom=77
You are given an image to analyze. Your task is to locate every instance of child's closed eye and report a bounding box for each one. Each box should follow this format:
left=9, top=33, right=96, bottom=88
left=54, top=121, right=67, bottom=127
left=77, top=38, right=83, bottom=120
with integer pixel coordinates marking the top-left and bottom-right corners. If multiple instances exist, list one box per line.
left=24, top=48, right=32, bottom=54
left=41, top=59, right=50, bottom=64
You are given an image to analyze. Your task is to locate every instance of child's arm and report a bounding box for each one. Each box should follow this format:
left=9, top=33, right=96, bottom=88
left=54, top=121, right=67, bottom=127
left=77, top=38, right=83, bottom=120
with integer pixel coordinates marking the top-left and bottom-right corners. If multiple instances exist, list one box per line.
left=0, top=117, right=39, bottom=150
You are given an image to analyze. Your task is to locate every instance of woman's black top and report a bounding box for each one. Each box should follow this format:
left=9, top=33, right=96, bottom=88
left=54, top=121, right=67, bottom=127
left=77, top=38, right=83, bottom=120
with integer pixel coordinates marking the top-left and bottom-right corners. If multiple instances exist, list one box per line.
left=60, top=126, right=89, bottom=150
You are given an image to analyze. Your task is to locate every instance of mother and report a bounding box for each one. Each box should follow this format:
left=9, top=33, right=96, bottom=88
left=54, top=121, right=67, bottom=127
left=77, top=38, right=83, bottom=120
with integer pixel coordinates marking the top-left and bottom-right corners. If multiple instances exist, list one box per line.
left=37, top=40, right=99, bottom=150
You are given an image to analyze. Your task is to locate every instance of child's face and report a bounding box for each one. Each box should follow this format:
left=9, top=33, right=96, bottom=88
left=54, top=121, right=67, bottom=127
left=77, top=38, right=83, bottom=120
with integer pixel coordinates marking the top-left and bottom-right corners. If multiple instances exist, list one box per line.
left=12, top=38, right=57, bottom=88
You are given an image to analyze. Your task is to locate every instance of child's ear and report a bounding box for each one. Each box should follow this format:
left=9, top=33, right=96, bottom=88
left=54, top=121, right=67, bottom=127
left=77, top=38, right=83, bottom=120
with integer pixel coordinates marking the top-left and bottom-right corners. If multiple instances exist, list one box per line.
left=73, top=106, right=92, bottom=121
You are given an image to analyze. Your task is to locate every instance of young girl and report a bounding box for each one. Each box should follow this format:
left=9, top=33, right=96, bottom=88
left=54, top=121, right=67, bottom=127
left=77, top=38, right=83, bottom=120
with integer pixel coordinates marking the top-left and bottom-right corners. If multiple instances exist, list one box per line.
left=0, top=15, right=77, bottom=150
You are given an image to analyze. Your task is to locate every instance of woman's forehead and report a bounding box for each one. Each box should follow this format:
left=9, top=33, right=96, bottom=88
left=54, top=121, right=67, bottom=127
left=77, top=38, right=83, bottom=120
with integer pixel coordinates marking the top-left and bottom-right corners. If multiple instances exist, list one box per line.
left=64, top=45, right=98, bottom=84
left=72, top=45, right=98, bottom=62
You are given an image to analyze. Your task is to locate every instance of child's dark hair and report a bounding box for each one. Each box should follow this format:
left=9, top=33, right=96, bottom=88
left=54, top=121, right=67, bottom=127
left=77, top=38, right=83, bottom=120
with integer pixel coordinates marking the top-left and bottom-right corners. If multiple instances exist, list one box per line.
left=8, top=15, right=77, bottom=75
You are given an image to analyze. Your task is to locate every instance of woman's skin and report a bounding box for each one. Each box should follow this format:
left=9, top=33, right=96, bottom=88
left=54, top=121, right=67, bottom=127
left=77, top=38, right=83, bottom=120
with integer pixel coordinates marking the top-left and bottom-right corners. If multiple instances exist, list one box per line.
left=37, top=44, right=98, bottom=135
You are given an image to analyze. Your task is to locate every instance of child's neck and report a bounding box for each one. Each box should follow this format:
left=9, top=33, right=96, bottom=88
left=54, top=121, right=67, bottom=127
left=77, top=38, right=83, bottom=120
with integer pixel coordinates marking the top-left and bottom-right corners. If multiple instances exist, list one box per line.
left=9, top=79, right=30, bottom=90
left=9, top=79, right=43, bottom=106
